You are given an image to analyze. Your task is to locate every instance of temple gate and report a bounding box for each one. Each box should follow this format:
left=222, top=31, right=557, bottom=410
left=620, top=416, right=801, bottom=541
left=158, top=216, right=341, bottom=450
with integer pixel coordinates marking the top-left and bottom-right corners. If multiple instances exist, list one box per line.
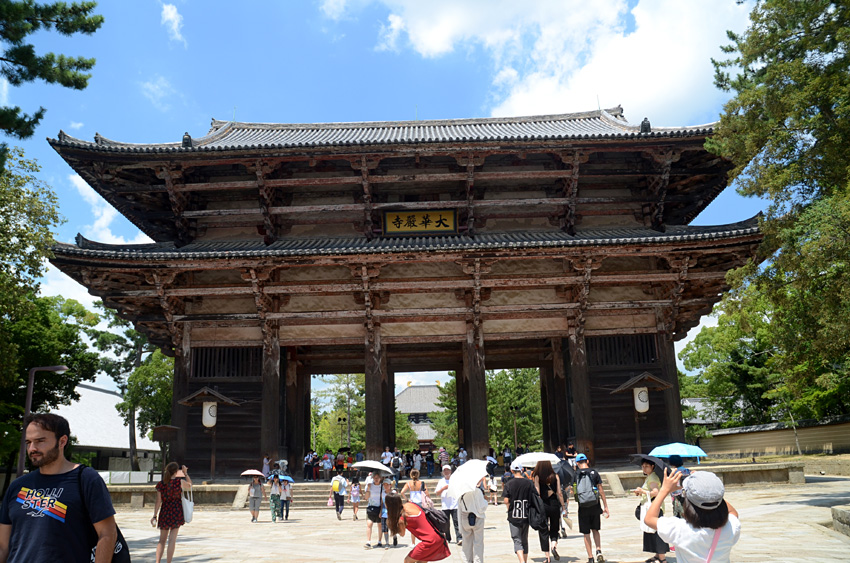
left=49, top=107, right=761, bottom=475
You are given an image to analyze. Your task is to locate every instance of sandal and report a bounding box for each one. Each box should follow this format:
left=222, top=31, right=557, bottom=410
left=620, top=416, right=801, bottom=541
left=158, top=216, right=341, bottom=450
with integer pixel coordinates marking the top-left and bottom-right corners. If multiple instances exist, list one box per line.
left=645, top=558, right=659, bottom=563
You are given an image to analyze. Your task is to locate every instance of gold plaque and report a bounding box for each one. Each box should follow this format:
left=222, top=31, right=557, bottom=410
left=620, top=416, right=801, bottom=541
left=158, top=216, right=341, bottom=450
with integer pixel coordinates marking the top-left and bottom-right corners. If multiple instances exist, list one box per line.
left=383, top=210, right=457, bottom=235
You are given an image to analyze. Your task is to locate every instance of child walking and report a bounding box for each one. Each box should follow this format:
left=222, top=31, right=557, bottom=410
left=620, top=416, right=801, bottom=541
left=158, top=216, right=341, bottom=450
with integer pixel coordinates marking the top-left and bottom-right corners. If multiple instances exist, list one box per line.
left=350, top=477, right=361, bottom=521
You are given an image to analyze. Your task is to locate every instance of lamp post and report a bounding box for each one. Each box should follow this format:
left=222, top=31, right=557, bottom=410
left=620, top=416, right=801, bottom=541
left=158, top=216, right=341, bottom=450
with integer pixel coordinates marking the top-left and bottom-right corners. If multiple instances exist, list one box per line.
left=337, top=416, right=347, bottom=449
left=17, top=365, right=69, bottom=477
left=510, top=406, right=519, bottom=451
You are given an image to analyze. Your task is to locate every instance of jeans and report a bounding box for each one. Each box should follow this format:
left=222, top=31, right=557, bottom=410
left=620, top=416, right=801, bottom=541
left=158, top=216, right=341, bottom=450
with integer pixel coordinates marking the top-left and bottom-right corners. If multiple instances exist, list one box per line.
left=303, top=463, right=312, bottom=481
left=334, top=492, right=345, bottom=514
left=280, top=499, right=290, bottom=519
left=442, top=508, right=461, bottom=542
left=426, top=460, right=434, bottom=477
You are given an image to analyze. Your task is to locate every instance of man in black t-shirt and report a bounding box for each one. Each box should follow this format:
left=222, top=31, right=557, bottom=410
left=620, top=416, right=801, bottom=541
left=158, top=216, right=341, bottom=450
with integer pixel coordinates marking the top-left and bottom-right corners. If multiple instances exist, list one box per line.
left=574, top=453, right=609, bottom=563
left=502, top=460, right=534, bottom=563
left=0, top=413, right=117, bottom=563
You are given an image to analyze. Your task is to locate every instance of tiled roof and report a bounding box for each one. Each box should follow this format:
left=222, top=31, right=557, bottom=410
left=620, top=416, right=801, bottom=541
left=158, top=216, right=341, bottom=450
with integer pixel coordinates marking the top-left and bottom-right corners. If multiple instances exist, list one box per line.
left=55, top=218, right=759, bottom=261
left=49, top=107, right=716, bottom=154
left=396, top=385, right=443, bottom=414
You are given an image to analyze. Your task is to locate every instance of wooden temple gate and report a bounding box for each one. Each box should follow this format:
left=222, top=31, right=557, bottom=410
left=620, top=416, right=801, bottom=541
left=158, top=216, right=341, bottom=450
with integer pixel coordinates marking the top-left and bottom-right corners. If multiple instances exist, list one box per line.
left=49, top=107, right=761, bottom=476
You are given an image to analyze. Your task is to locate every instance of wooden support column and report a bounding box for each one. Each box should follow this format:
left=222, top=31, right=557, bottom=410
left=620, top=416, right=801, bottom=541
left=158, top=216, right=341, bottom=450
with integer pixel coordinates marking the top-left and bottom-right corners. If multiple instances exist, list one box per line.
left=365, top=326, right=387, bottom=460
left=539, top=365, right=555, bottom=451
left=171, top=324, right=191, bottom=463
left=384, top=368, right=396, bottom=448
left=298, top=368, right=311, bottom=460
left=261, top=321, right=281, bottom=460
left=567, top=330, right=594, bottom=462
left=462, top=321, right=489, bottom=460
left=455, top=358, right=469, bottom=449
left=658, top=334, right=686, bottom=441
left=550, top=338, right=570, bottom=448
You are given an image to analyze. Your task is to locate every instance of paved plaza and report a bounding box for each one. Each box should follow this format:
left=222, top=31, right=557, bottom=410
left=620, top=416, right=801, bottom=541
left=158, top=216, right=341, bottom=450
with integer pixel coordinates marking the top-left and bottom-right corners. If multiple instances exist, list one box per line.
left=115, top=476, right=850, bottom=562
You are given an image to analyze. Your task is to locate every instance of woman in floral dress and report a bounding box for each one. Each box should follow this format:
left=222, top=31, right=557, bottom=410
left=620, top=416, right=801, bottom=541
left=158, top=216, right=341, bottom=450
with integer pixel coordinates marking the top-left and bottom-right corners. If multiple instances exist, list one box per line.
left=152, top=462, right=192, bottom=563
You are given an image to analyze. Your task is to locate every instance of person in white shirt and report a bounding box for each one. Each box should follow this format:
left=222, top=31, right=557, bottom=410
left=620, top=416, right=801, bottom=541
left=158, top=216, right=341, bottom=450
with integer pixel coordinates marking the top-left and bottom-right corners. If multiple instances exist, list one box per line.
left=644, top=470, right=741, bottom=563
left=458, top=481, right=489, bottom=563
left=458, top=448, right=468, bottom=465
left=329, top=469, right=348, bottom=520
left=381, top=447, right=393, bottom=466
left=434, top=465, right=462, bottom=545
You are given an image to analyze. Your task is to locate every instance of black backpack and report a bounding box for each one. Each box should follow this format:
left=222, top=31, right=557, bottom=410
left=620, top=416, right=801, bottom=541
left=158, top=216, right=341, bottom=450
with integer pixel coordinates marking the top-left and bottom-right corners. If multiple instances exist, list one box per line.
left=416, top=503, right=450, bottom=543
left=528, top=488, right=549, bottom=532
left=392, top=456, right=401, bottom=469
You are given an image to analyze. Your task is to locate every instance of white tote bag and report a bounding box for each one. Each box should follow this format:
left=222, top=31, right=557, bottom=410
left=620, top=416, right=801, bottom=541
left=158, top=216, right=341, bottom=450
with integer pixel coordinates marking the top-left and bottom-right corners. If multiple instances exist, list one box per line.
left=182, top=489, right=194, bottom=524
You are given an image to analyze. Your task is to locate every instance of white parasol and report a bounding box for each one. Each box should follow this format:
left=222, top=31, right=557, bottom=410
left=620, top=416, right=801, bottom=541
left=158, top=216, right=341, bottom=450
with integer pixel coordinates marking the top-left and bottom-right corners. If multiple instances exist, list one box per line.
left=351, top=460, right=394, bottom=475
left=447, top=459, right=489, bottom=499
left=241, top=469, right=265, bottom=477
left=514, top=452, right=560, bottom=468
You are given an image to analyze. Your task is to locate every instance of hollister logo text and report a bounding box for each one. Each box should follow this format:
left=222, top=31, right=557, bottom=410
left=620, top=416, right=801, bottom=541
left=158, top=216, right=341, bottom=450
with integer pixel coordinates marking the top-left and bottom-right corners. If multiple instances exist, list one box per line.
left=16, top=487, right=68, bottom=522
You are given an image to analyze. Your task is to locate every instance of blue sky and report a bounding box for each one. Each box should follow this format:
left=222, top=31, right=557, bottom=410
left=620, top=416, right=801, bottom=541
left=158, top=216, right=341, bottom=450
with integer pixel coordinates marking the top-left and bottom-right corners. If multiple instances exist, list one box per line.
left=11, top=0, right=763, bottom=393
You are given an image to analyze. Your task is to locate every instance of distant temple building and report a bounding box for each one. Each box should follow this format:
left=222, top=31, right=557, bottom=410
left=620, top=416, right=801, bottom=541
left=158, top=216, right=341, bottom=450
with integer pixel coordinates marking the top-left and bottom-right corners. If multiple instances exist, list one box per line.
left=49, top=106, right=761, bottom=476
left=395, top=384, right=443, bottom=448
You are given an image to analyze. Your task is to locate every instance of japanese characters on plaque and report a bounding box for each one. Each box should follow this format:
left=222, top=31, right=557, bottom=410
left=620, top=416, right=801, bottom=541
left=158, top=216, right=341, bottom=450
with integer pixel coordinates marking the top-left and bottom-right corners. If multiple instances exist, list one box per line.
left=383, top=210, right=457, bottom=235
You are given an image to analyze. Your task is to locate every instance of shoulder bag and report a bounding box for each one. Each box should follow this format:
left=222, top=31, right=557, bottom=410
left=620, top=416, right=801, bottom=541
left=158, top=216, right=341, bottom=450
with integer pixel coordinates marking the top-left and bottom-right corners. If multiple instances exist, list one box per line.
left=77, top=465, right=131, bottom=563
left=182, top=488, right=194, bottom=523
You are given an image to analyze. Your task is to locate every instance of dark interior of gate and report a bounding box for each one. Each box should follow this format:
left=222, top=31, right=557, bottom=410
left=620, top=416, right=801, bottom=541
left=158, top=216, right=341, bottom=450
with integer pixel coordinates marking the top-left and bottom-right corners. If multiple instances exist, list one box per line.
left=46, top=108, right=763, bottom=478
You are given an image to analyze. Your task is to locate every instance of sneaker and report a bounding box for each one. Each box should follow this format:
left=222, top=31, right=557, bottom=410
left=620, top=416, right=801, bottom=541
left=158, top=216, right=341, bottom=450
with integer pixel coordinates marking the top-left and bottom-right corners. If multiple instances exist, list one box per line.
left=364, top=543, right=372, bottom=550
left=457, top=540, right=462, bottom=546
left=596, top=550, right=605, bottom=563
left=336, top=512, right=341, bottom=520
left=376, top=543, right=382, bottom=548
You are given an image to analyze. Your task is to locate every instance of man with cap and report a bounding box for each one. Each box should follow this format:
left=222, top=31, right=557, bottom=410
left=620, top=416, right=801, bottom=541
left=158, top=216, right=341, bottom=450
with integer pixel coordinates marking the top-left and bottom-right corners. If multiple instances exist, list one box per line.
left=644, top=470, right=741, bottom=563
left=503, top=459, right=535, bottom=563
left=434, top=465, right=462, bottom=545
left=574, top=453, right=609, bottom=563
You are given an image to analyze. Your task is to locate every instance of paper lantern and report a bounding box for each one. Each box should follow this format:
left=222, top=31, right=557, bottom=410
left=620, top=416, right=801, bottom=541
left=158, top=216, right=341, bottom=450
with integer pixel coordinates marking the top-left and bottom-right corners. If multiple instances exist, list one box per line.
left=634, top=387, right=649, bottom=413
left=202, top=401, right=218, bottom=428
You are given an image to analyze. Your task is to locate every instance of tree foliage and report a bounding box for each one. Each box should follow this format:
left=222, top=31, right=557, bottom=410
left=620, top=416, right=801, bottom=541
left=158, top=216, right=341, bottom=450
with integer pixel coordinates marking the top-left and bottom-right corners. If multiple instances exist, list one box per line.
left=698, top=0, right=850, bottom=423
left=430, top=376, right=458, bottom=449
left=0, top=1, right=104, bottom=169
left=394, top=410, right=418, bottom=451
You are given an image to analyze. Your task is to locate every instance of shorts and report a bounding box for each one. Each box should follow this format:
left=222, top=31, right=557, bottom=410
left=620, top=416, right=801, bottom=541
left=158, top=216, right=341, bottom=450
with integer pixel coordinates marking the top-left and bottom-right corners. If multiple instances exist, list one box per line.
left=578, top=503, right=603, bottom=534
left=248, top=497, right=261, bottom=511
left=366, top=505, right=381, bottom=523
left=508, top=521, right=529, bottom=553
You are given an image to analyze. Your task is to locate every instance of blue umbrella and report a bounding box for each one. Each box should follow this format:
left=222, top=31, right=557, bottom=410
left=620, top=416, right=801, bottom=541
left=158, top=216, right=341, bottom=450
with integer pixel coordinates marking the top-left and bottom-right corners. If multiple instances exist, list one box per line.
left=267, top=474, right=295, bottom=482
left=648, top=442, right=708, bottom=461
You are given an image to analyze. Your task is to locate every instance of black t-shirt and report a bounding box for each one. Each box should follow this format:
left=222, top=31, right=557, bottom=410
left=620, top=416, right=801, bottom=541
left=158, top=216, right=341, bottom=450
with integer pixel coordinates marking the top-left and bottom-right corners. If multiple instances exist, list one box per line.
left=502, top=476, right=534, bottom=525
left=0, top=465, right=115, bottom=563
left=425, top=452, right=434, bottom=462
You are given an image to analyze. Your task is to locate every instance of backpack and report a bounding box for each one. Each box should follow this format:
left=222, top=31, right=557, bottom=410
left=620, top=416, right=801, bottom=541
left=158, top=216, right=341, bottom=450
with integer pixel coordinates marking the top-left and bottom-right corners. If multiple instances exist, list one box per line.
left=416, top=503, right=450, bottom=542
left=332, top=478, right=341, bottom=492
left=392, top=456, right=401, bottom=469
left=528, top=489, right=549, bottom=532
left=574, top=470, right=600, bottom=507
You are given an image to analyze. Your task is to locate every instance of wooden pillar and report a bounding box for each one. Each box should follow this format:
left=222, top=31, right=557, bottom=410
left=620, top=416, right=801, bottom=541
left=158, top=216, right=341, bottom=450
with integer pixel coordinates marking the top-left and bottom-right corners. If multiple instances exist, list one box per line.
left=462, top=323, right=489, bottom=460
left=567, top=331, right=594, bottom=461
left=455, top=359, right=469, bottom=449
left=551, top=338, right=570, bottom=448
left=171, top=325, right=191, bottom=463
left=261, top=323, right=281, bottom=460
left=365, top=327, right=387, bottom=460
left=283, top=348, right=303, bottom=472
left=299, top=369, right=311, bottom=455
left=539, top=366, right=554, bottom=451
left=384, top=367, right=396, bottom=448
left=658, top=334, right=686, bottom=441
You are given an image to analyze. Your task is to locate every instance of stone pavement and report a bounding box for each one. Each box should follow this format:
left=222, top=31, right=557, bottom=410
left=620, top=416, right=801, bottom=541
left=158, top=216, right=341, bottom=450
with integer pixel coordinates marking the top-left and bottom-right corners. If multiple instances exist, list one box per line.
left=117, top=476, right=850, bottom=562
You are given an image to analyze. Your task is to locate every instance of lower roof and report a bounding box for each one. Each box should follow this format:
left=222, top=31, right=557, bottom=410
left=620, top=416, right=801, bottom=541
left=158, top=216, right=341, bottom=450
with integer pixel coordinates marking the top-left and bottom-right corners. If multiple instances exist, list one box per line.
left=55, top=218, right=760, bottom=261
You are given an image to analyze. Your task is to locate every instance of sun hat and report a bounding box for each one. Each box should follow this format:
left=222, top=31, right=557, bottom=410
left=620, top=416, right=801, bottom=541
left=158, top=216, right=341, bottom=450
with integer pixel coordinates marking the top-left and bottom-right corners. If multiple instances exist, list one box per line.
left=510, top=460, right=523, bottom=472
left=575, top=453, right=588, bottom=463
left=439, top=447, right=445, bottom=451
left=682, top=471, right=724, bottom=510
left=442, top=464, right=452, bottom=471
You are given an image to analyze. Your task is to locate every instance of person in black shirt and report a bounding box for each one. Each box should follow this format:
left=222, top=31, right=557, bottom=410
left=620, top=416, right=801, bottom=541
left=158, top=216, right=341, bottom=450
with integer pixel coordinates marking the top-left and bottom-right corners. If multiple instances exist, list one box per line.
left=0, top=413, right=117, bottom=563
left=503, top=460, right=534, bottom=563
left=574, top=453, right=609, bottom=563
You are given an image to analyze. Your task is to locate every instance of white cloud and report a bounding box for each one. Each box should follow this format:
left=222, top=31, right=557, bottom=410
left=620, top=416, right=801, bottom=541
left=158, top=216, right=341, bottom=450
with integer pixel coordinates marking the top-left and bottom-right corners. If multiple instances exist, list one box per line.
left=69, top=174, right=153, bottom=246
left=335, top=0, right=750, bottom=126
left=161, top=3, right=187, bottom=47
left=0, top=78, right=8, bottom=106
left=140, top=75, right=177, bottom=112
left=69, top=121, right=84, bottom=130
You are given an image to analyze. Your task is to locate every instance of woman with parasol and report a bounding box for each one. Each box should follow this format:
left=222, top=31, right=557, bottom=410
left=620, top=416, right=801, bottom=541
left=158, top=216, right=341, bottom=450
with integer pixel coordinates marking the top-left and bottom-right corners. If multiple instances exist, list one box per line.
left=632, top=456, right=669, bottom=562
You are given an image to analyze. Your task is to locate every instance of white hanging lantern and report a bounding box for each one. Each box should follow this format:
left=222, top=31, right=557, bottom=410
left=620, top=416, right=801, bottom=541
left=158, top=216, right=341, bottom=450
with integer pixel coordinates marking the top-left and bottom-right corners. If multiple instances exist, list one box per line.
left=634, top=387, right=650, bottom=413
left=202, top=401, right=218, bottom=428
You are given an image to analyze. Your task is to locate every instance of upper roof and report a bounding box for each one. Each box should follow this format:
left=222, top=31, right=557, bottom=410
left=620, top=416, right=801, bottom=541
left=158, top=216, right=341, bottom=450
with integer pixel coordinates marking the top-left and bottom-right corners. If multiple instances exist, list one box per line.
left=49, top=107, right=716, bottom=153
left=395, top=385, right=443, bottom=414
left=52, top=384, right=159, bottom=451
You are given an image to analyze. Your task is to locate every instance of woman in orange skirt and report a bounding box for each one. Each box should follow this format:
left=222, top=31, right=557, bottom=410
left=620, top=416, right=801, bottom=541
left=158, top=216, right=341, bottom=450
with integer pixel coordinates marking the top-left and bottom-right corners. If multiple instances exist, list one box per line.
left=385, top=492, right=451, bottom=562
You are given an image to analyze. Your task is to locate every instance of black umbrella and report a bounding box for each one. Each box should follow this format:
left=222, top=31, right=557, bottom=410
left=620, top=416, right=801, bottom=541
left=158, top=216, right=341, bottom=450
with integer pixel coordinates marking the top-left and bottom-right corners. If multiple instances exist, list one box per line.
left=629, top=454, right=669, bottom=481
left=554, top=460, right=576, bottom=485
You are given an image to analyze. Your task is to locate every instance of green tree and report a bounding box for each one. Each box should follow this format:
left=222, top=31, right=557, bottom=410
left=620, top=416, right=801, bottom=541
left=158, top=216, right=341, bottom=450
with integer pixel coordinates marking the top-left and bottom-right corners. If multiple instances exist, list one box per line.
left=0, top=147, right=63, bottom=378
left=705, top=0, right=850, bottom=417
left=88, top=302, right=155, bottom=470
left=487, top=368, right=542, bottom=451
left=1, top=295, right=99, bottom=493
left=395, top=410, right=418, bottom=451
left=0, top=1, right=104, bottom=170
left=116, top=349, right=173, bottom=469
left=313, top=373, right=365, bottom=449
left=430, top=376, right=458, bottom=449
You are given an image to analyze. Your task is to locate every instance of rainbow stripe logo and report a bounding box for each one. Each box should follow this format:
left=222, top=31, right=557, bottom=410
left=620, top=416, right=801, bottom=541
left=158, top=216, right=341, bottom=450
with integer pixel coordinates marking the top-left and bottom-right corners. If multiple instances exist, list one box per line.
left=16, top=487, right=68, bottom=523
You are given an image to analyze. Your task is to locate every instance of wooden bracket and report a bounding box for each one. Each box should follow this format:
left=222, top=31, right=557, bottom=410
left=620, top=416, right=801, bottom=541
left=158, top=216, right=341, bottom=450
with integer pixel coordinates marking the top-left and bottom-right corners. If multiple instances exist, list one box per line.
left=155, top=166, right=192, bottom=246
left=642, top=149, right=681, bottom=231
